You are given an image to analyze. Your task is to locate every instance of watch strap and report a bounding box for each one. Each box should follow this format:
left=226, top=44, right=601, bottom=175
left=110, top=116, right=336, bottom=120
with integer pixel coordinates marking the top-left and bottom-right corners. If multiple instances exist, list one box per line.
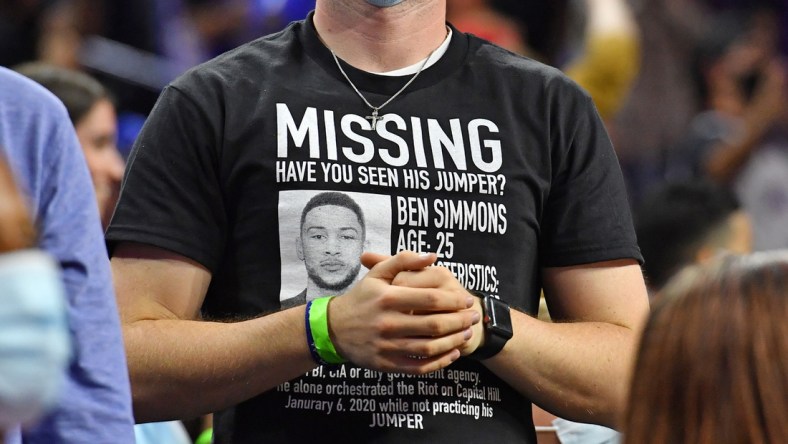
left=467, top=291, right=512, bottom=361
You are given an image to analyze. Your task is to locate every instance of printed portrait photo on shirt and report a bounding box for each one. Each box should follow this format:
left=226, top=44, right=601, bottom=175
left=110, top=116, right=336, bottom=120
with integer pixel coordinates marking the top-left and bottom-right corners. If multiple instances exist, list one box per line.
left=278, top=190, right=392, bottom=308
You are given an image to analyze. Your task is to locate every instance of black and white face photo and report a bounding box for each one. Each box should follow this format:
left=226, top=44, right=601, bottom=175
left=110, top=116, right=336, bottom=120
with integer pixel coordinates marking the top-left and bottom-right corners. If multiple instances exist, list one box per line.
left=278, top=190, right=392, bottom=305
left=297, top=203, right=365, bottom=291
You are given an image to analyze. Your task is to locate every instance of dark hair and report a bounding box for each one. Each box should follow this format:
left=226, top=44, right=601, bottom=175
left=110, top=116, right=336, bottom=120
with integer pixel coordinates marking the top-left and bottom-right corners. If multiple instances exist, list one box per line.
left=300, top=192, right=365, bottom=236
left=623, top=251, right=788, bottom=443
left=690, top=11, right=750, bottom=107
left=634, top=180, right=741, bottom=289
left=13, top=62, right=109, bottom=126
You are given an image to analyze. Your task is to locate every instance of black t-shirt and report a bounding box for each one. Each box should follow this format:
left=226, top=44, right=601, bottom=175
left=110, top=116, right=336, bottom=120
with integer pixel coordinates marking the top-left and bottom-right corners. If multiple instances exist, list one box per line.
left=107, top=14, right=641, bottom=444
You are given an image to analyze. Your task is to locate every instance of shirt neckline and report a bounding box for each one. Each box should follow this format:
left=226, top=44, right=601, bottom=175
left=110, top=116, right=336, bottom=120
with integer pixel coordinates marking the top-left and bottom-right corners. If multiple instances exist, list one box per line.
left=299, top=11, right=469, bottom=97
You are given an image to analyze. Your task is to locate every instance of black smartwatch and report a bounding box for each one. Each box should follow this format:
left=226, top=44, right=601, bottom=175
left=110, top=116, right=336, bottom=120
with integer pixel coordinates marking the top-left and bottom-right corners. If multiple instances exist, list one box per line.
left=467, top=291, right=513, bottom=360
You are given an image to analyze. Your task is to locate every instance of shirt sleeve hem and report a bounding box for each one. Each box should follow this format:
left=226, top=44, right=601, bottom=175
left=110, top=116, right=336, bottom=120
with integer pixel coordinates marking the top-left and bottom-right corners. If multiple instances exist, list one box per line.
left=541, top=245, right=643, bottom=268
left=106, top=228, right=220, bottom=273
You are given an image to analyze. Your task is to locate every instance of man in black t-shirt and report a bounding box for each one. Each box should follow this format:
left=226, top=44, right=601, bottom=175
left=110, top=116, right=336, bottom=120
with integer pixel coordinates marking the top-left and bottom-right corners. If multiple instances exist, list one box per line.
left=107, top=1, right=650, bottom=442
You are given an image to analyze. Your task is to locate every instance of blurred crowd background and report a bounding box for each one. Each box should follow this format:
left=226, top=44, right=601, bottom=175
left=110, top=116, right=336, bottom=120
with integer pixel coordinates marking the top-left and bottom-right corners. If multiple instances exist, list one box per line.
left=4, top=0, right=788, bottom=222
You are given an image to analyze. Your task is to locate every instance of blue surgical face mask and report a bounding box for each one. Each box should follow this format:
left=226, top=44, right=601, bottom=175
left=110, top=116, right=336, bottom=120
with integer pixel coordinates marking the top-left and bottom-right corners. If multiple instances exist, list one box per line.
left=0, top=250, right=70, bottom=428
left=365, top=0, right=405, bottom=7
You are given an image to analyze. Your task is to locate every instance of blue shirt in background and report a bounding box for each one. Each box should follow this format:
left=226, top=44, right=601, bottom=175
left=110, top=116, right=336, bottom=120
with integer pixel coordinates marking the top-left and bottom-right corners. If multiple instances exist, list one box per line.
left=0, top=66, right=135, bottom=443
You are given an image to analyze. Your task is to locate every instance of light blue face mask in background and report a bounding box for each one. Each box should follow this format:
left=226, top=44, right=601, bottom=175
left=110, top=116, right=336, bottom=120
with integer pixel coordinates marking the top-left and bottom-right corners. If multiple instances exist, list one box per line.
left=365, top=0, right=405, bottom=7
left=0, top=250, right=70, bottom=429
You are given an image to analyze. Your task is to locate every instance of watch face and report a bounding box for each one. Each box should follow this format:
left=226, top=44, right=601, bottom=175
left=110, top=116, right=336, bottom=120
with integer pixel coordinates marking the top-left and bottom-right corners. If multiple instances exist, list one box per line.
left=486, top=297, right=514, bottom=339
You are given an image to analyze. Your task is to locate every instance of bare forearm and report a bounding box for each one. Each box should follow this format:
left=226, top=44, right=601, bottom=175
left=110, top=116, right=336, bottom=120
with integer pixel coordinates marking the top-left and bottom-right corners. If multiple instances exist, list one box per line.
left=114, top=250, right=479, bottom=423
left=706, top=84, right=783, bottom=182
left=125, top=307, right=315, bottom=422
left=485, top=311, right=638, bottom=428
left=705, top=134, right=762, bottom=182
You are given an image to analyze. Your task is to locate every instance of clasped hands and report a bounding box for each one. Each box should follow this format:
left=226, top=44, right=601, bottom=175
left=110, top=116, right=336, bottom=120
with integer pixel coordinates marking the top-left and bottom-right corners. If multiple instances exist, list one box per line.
left=328, top=251, right=484, bottom=374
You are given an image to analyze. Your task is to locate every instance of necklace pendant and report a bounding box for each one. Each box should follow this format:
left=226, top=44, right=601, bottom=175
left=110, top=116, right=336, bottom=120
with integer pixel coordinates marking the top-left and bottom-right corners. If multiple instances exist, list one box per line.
left=332, top=48, right=435, bottom=133
left=366, top=108, right=381, bottom=131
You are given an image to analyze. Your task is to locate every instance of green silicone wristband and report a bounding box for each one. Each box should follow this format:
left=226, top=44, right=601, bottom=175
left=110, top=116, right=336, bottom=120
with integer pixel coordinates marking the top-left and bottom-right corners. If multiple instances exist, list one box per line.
left=194, top=428, right=212, bottom=444
left=308, top=296, right=346, bottom=364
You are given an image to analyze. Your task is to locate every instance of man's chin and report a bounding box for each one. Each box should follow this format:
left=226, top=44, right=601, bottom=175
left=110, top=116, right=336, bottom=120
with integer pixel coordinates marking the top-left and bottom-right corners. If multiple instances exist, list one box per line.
left=308, top=265, right=361, bottom=293
left=317, top=279, right=352, bottom=292
left=311, top=275, right=357, bottom=293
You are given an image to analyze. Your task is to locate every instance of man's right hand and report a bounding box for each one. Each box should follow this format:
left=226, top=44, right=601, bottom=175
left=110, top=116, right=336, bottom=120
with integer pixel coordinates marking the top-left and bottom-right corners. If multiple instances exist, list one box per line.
left=328, top=251, right=479, bottom=374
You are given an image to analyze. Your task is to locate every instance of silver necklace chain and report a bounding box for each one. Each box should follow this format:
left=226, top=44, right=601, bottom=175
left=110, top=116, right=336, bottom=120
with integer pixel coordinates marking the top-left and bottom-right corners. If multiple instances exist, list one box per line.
left=331, top=48, right=436, bottom=130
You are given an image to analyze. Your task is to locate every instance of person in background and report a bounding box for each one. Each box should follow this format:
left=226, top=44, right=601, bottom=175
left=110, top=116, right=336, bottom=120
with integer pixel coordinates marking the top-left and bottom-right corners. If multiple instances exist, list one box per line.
left=634, top=179, right=752, bottom=295
left=623, top=251, right=788, bottom=443
left=563, top=0, right=640, bottom=123
left=613, top=0, right=716, bottom=203
left=14, top=62, right=125, bottom=229
left=0, top=66, right=134, bottom=444
left=668, top=6, right=788, bottom=251
left=488, top=0, right=570, bottom=64
left=13, top=61, right=196, bottom=444
left=0, top=154, right=70, bottom=441
left=0, top=0, right=49, bottom=67
left=446, top=0, right=530, bottom=55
